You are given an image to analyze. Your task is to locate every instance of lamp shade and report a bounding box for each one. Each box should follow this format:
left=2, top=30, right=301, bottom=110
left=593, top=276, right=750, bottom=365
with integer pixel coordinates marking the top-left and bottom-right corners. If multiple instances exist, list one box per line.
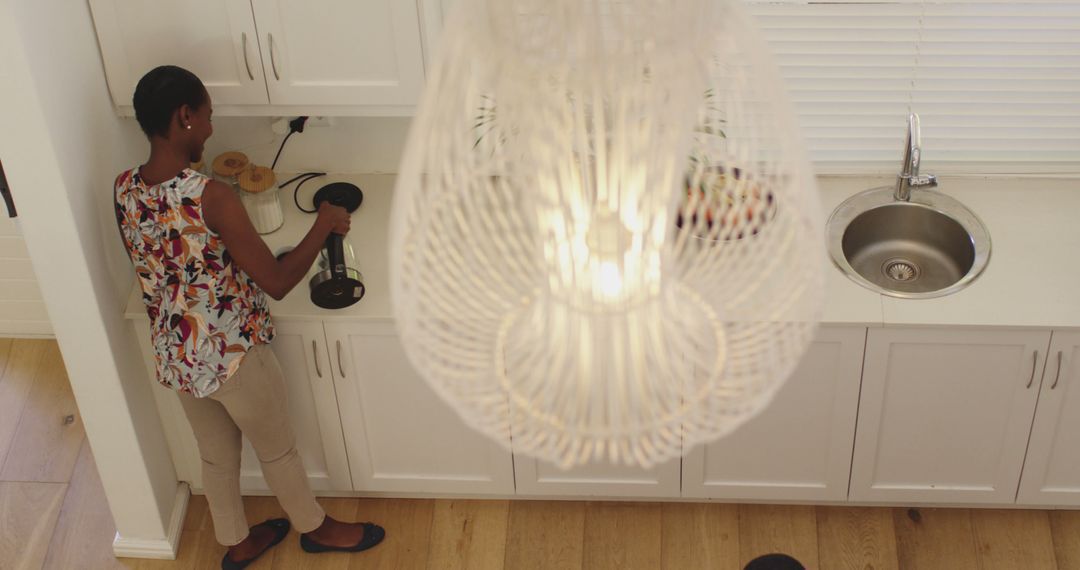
left=390, top=0, right=824, bottom=468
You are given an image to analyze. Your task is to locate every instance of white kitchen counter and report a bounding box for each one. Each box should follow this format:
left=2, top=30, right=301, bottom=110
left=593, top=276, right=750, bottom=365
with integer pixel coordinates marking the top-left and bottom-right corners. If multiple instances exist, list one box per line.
left=124, top=173, right=1080, bottom=329
left=876, top=177, right=1080, bottom=329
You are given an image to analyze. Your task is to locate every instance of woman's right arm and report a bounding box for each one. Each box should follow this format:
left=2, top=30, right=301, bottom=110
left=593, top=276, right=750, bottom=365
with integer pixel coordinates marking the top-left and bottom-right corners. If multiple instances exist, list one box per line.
left=201, top=180, right=350, bottom=301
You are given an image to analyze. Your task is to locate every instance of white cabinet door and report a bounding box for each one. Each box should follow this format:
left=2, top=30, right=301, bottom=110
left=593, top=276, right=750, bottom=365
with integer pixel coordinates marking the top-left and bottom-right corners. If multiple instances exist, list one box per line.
left=514, top=457, right=680, bottom=498
left=88, top=0, right=269, bottom=107
left=682, top=326, right=865, bottom=501
left=850, top=327, right=1050, bottom=504
left=418, top=0, right=455, bottom=68
left=238, top=321, right=352, bottom=492
left=326, top=320, right=515, bottom=494
left=251, top=0, right=426, bottom=106
left=1018, top=331, right=1080, bottom=506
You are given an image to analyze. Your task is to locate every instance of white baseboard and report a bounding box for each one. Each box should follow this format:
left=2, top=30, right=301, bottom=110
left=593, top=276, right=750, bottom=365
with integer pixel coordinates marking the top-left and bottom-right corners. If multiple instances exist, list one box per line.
left=113, top=482, right=190, bottom=560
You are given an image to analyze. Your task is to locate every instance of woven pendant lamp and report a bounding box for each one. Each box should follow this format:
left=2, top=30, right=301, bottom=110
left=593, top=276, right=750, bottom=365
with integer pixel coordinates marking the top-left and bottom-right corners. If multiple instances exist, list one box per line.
left=390, top=0, right=824, bottom=468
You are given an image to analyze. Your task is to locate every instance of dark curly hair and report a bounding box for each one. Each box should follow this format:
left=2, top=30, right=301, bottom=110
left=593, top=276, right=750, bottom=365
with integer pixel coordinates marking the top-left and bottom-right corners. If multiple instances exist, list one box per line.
left=132, top=65, right=207, bottom=138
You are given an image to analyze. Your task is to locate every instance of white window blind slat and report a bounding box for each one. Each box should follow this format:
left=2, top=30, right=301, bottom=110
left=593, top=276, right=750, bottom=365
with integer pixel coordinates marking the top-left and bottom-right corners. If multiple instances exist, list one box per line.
left=745, top=0, right=1080, bottom=173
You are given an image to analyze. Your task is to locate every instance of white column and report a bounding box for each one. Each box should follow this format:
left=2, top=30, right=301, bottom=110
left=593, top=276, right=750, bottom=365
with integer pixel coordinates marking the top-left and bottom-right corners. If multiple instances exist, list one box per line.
left=0, top=0, right=185, bottom=559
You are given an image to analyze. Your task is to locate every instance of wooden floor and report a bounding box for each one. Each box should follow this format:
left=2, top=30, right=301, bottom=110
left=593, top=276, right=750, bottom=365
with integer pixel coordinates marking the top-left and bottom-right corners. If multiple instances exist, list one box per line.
left=5, top=339, right=1080, bottom=569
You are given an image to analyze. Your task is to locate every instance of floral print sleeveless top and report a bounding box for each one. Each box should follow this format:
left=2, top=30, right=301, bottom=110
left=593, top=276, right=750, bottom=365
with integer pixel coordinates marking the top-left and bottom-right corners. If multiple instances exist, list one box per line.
left=115, top=168, right=274, bottom=397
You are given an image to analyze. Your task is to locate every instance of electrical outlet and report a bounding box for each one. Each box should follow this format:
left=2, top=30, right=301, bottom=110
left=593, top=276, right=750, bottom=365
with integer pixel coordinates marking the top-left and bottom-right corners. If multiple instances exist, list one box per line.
left=271, top=116, right=332, bottom=134
left=270, top=117, right=291, bottom=135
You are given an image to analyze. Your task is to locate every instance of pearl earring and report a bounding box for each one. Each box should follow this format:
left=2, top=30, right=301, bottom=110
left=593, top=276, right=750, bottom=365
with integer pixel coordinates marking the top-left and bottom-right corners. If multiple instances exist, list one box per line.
left=185, top=125, right=192, bottom=130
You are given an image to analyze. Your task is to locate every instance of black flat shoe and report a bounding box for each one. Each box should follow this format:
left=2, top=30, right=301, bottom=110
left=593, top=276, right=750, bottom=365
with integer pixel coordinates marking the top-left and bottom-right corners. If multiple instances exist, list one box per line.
left=221, top=518, right=291, bottom=570
left=300, top=523, right=385, bottom=554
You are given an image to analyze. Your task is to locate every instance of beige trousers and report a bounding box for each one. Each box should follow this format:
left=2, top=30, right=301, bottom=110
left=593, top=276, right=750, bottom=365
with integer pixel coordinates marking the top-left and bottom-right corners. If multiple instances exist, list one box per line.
left=177, top=344, right=326, bottom=546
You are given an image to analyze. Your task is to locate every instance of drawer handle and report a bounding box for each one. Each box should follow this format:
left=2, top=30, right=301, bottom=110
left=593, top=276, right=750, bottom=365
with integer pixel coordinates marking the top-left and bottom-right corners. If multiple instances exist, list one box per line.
left=1027, top=350, right=1039, bottom=389
left=1052, top=351, right=1064, bottom=390
left=312, top=340, right=322, bottom=378
left=241, top=32, right=254, bottom=81
left=337, top=340, right=345, bottom=378
left=269, top=33, right=280, bottom=80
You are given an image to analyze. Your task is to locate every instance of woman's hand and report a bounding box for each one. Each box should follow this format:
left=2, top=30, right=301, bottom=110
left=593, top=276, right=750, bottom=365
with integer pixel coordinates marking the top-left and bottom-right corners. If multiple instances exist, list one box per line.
left=203, top=179, right=343, bottom=301
left=317, top=202, right=351, bottom=235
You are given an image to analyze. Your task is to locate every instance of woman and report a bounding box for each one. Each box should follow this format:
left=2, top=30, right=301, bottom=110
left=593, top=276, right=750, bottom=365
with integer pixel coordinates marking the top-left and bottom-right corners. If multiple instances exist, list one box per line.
left=114, top=65, right=384, bottom=569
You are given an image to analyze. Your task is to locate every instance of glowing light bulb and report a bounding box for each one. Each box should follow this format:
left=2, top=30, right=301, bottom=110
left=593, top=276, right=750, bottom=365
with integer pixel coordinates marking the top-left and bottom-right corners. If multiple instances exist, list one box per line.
left=596, top=260, right=624, bottom=299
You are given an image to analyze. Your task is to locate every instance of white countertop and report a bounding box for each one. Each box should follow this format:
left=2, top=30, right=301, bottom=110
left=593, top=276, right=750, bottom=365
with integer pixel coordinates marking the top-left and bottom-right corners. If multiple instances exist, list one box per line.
left=125, top=173, right=1080, bottom=330
left=874, top=176, right=1080, bottom=329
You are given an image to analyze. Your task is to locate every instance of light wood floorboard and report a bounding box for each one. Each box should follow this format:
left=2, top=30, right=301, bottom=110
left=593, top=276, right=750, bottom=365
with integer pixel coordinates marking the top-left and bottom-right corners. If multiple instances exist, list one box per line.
left=893, top=507, right=980, bottom=570
left=0, top=339, right=47, bottom=474
left=582, top=502, right=662, bottom=570
left=972, top=508, right=1059, bottom=570
left=1051, top=511, right=1080, bottom=570
left=0, top=481, right=67, bottom=570
left=426, top=499, right=509, bottom=570
left=816, top=506, right=899, bottom=570
left=660, top=502, right=740, bottom=570
left=503, top=500, right=586, bottom=570
left=738, top=504, right=819, bottom=569
left=42, top=443, right=128, bottom=570
left=0, top=342, right=84, bottom=483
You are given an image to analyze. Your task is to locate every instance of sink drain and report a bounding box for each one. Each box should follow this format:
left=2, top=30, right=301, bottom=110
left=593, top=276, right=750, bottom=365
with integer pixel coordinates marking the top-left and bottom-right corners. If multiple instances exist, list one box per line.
left=883, top=259, right=919, bottom=282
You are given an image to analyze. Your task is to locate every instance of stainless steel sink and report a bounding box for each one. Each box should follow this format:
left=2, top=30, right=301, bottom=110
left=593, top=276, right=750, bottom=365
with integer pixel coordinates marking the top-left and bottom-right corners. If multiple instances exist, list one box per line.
left=827, top=113, right=990, bottom=298
left=827, top=187, right=991, bottom=298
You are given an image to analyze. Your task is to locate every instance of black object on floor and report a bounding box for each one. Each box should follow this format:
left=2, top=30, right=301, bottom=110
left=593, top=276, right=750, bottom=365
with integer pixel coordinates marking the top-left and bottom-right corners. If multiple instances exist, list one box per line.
left=744, top=553, right=806, bottom=570
left=221, top=518, right=291, bottom=570
left=300, top=522, right=386, bottom=554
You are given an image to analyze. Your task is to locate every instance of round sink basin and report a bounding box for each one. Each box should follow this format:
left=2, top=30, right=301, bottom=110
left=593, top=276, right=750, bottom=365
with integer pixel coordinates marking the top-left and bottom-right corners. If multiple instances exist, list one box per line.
left=827, top=187, right=990, bottom=298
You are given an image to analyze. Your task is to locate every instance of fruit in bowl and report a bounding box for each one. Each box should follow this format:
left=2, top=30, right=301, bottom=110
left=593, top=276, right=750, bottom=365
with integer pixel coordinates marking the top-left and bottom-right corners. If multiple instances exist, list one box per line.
left=675, top=166, right=776, bottom=241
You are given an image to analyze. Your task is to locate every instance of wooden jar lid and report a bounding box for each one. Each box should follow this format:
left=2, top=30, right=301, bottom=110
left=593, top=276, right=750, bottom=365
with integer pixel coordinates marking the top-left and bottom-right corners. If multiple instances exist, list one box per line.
left=238, top=166, right=277, bottom=194
left=212, top=151, right=250, bottom=177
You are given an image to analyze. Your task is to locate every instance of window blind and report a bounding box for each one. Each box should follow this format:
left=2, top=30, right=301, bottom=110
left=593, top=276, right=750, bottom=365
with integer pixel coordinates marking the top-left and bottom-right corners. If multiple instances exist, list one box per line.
left=745, top=0, right=1080, bottom=174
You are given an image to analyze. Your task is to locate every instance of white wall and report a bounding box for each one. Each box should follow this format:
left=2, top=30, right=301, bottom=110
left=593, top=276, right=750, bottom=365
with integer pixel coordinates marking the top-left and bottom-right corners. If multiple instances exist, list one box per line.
left=0, top=215, right=51, bottom=336
left=0, top=4, right=144, bottom=307
left=0, top=0, right=181, bottom=554
left=203, top=116, right=412, bottom=174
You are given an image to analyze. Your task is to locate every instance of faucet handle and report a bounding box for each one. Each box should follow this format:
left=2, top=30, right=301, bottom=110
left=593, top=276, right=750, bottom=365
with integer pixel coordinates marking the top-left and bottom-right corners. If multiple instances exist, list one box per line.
left=910, top=173, right=937, bottom=188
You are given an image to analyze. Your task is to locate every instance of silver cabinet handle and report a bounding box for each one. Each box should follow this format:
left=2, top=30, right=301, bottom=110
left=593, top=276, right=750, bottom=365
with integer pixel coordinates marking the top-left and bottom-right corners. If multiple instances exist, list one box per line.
left=1028, top=350, right=1039, bottom=389
left=312, top=340, right=322, bottom=378
left=1052, top=351, right=1064, bottom=390
left=268, top=33, right=280, bottom=80
left=336, top=340, right=345, bottom=378
left=241, top=32, right=254, bottom=80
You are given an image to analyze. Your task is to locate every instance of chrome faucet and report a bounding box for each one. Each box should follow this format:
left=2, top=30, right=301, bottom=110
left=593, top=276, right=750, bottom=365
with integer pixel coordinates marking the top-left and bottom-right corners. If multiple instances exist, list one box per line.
left=894, top=113, right=937, bottom=201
